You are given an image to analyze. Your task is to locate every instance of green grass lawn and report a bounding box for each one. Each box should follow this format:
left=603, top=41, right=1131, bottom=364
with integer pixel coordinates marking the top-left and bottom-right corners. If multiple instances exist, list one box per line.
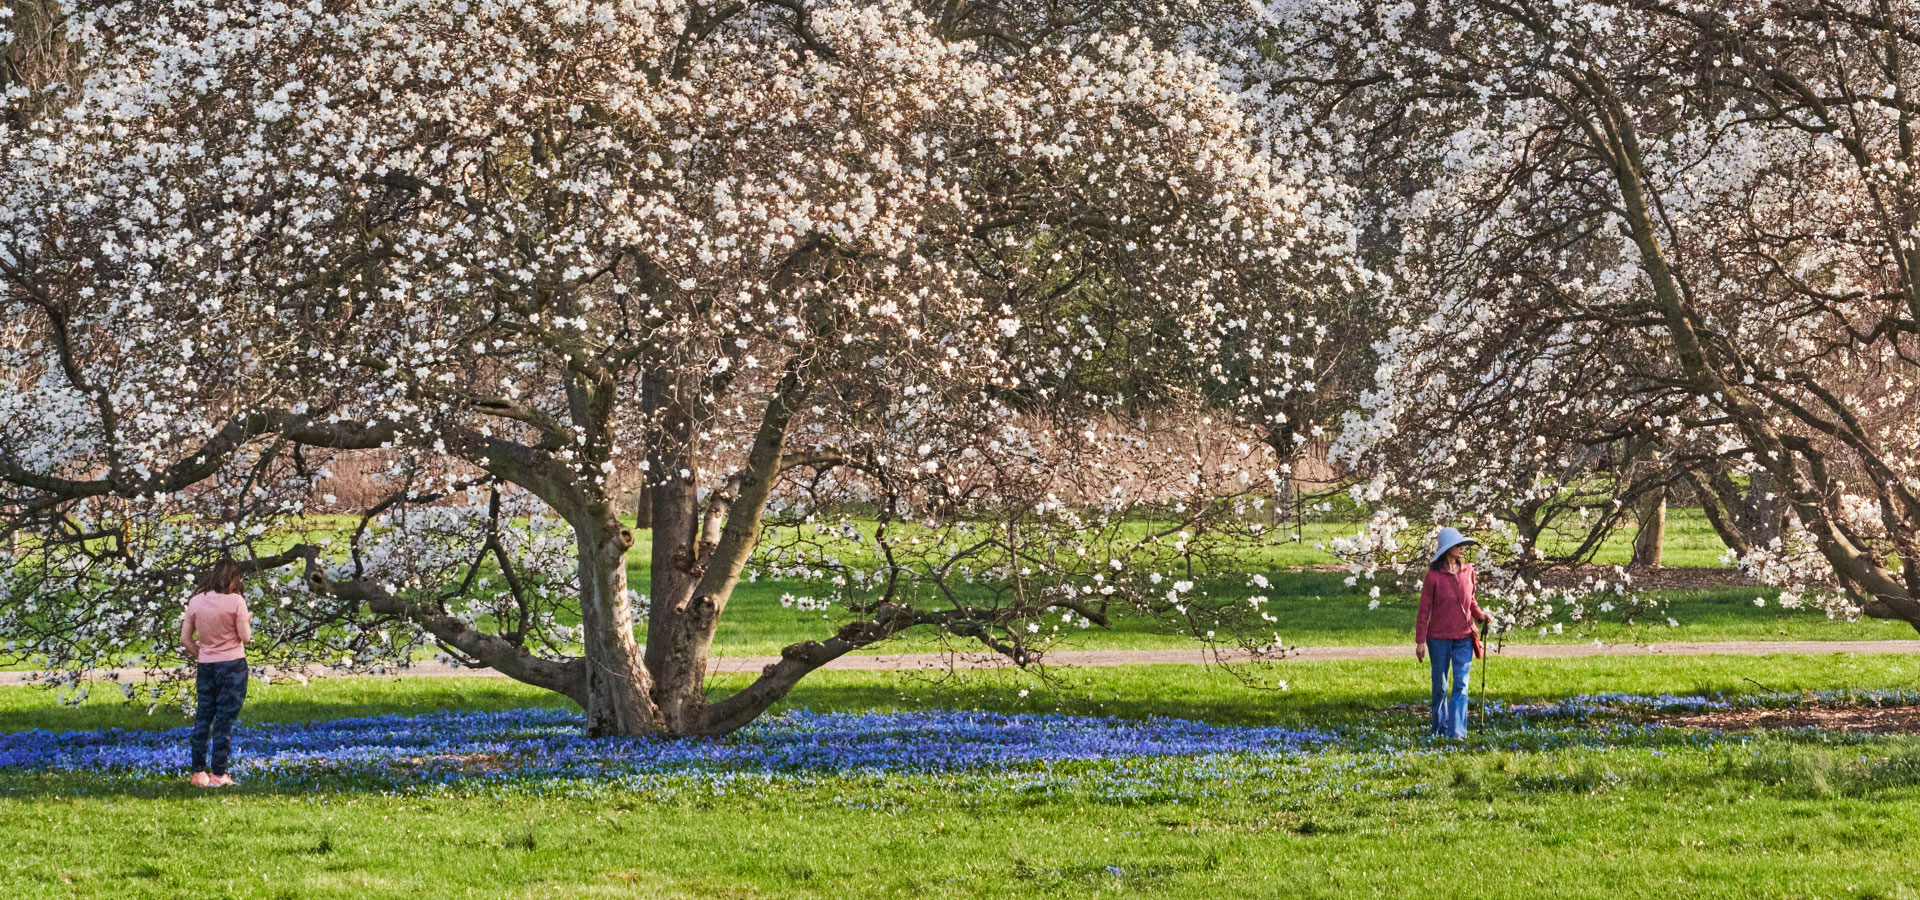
left=7, top=513, right=1899, bottom=672
left=11, top=779, right=1919, bottom=899
left=686, top=507, right=1903, bottom=655
left=12, top=513, right=1920, bottom=896
left=235, top=506, right=1740, bottom=578
left=704, top=576, right=1915, bottom=657
left=9, top=652, right=1920, bottom=733
left=7, top=655, right=1920, bottom=898
left=1534, top=506, right=1734, bottom=568
left=7, top=507, right=1903, bottom=679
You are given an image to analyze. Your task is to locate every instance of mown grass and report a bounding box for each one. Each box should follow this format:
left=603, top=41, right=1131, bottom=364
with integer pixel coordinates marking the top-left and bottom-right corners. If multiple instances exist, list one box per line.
left=692, top=506, right=1897, bottom=655
left=9, top=651, right=1920, bottom=734
left=9, top=781, right=1920, bottom=899
left=9, top=572, right=1905, bottom=673
left=6, top=654, right=1920, bottom=898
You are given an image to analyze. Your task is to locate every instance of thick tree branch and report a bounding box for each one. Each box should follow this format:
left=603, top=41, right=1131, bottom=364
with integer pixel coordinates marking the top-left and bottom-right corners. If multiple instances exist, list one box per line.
left=300, top=552, right=588, bottom=705
left=691, top=357, right=814, bottom=609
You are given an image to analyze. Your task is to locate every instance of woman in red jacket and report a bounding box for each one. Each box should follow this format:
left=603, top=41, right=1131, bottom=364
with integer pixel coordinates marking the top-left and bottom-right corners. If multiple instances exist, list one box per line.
left=1416, top=528, right=1491, bottom=739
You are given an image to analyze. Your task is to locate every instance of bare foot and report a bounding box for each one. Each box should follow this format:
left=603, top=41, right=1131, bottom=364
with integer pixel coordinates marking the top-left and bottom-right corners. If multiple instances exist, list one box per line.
left=212, top=774, right=235, bottom=787
left=190, top=771, right=212, bottom=787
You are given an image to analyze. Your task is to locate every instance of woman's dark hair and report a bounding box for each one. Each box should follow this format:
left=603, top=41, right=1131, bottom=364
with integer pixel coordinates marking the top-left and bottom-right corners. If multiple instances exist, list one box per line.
left=200, top=559, right=246, bottom=595
left=1428, top=544, right=1473, bottom=571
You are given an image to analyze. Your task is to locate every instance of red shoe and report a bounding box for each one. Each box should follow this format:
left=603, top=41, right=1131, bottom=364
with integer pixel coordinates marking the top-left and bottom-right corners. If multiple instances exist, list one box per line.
left=190, top=771, right=212, bottom=787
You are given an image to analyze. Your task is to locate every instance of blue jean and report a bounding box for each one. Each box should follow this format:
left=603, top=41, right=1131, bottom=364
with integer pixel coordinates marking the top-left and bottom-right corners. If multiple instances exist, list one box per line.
left=190, top=660, right=248, bottom=775
left=1428, top=638, right=1474, bottom=738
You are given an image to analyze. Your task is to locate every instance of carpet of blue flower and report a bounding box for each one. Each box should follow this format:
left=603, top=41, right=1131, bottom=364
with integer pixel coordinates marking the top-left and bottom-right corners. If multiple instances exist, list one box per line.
left=1, top=708, right=1329, bottom=791
left=6, top=691, right=1915, bottom=798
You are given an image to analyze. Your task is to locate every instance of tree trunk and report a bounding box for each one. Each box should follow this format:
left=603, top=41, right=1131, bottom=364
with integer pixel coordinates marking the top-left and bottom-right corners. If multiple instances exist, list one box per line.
left=1498, top=499, right=1547, bottom=578
left=638, top=439, right=716, bottom=735
left=641, top=359, right=812, bottom=736
left=644, top=549, right=713, bottom=736
left=633, top=478, right=653, bottom=530
left=1, top=1, right=73, bottom=128
left=1631, top=489, right=1665, bottom=568
left=576, top=522, right=660, bottom=736
left=1270, top=472, right=1296, bottom=528
left=1263, top=430, right=1300, bottom=531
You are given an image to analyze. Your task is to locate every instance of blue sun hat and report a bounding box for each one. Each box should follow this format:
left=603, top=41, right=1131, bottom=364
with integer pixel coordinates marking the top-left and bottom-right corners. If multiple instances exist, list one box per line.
left=1432, top=527, right=1477, bottom=564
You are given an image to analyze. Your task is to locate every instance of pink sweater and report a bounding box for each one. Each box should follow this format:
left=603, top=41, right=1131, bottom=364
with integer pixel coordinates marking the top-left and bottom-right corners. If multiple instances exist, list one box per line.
left=1416, top=564, right=1486, bottom=643
left=181, top=592, right=252, bottom=663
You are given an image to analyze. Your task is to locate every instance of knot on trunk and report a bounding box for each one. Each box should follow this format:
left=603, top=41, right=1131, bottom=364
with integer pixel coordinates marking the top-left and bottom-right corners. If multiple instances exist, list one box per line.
left=685, top=592, right=721, bottom=624
left=834, top=604, right=906, bottom=645
left=780, top=640, right=827, bottom=662
left=673, top=544, right=701, bottom=575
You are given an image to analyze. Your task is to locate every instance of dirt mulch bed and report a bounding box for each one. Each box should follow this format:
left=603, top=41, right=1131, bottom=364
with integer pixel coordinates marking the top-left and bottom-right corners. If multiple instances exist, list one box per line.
left=1659, top=705, right=1920, bottom=735
left=1560, top=565, right=1759, bottom=591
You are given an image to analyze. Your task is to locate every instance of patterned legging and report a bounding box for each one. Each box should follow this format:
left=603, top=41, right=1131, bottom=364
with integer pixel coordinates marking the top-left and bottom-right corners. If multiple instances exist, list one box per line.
left=190, top=660, right=249, bottom=775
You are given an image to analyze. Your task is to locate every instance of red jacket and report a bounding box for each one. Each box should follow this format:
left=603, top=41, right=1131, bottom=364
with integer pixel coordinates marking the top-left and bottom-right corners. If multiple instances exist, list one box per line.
left=1416, top=564, right=1486, bottom=643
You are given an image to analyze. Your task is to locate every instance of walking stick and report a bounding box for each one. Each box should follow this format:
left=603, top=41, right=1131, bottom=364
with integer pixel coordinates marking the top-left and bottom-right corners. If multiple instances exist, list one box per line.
left=1476, top=619, right=1490, bottom=721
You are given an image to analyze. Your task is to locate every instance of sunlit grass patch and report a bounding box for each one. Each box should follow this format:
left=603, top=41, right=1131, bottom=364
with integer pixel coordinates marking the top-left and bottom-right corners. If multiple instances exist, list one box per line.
left=8, top=659, right=1920, bottom=898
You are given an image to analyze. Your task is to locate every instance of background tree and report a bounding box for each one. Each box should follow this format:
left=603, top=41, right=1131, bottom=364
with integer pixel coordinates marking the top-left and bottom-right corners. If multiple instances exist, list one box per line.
left=1260, top=1, right=1684, bottom=591
left=1299, top=0, right=1920, bottom=630
left=0, top=0, right=69, bottom=127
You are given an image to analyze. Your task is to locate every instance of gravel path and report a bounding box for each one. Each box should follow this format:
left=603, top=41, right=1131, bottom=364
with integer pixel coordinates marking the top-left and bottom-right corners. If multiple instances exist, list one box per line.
left=6, top=639, right=1917, bottom=685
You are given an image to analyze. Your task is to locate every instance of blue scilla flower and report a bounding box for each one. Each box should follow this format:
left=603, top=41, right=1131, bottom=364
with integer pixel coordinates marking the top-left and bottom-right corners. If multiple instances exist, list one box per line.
left=2, top=707, right=1332, bottom=791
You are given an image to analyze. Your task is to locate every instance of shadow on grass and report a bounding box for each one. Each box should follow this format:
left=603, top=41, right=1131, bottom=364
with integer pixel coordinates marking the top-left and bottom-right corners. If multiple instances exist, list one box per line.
left=0, top=680, right=578, bottom=735
left=0, top=674, right=1381, bottom=737
left=0, top=770, right=294, bottom=801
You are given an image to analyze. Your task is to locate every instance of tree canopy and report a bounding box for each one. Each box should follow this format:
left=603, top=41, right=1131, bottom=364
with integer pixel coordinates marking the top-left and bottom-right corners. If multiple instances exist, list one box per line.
left=0, top=0, right=1347, bottom=734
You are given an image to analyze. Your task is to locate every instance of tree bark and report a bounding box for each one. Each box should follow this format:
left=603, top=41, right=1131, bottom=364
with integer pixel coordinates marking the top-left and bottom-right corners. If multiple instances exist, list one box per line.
left=633, top=478, right=653, bottom=530
left=1494, top=498, right=1549, bottom=578
left=1, top=1, right=72, bottom=128
left=576, top=521, right=660, bottom=736
left=1631, top=488, right=1665, bottom=568
left=301, top=553, right=589, bottom=705
left=1685, top=470, right=1753, bottom=559
left=1262, top=431, right=1298, bottom=529
left=639, top=449, right=712, bottom=732
left=700, top=604, right=934, bottom=735
left=634, top=360, right=814, bottom=735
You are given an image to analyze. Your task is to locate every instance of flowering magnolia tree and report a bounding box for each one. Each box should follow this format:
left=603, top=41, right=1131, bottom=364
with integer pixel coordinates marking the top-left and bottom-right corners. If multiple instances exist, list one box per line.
left=0, top=1, right=69, bottom=124
left=0, top=0, right=1348, bottom=734
left=1287, top=0, right=1920, bottom=631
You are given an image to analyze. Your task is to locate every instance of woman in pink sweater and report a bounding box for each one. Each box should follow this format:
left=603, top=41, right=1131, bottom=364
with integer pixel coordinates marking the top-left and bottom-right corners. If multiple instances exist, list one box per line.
left=1415, top=528, right=1491, bottom=739
left=179, top=560, right=252, bottom=787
